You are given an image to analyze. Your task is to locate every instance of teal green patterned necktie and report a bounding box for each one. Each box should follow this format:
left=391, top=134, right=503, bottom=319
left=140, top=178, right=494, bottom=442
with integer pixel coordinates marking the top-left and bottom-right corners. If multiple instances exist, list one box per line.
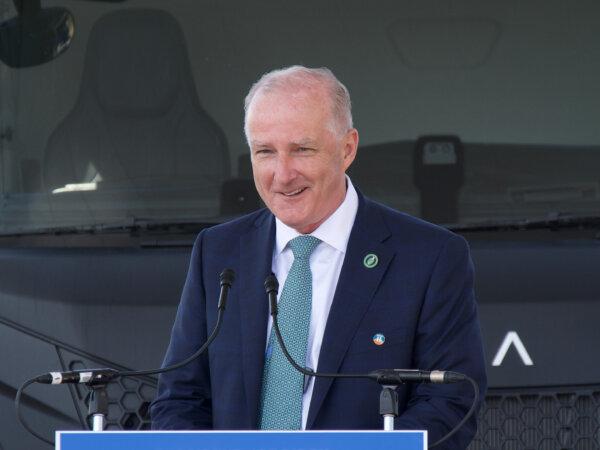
left=258, top=235, right=321, bottom=430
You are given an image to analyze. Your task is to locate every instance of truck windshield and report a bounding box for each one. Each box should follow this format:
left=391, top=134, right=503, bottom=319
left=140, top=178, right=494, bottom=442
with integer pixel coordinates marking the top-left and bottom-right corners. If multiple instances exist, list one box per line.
left=1, top=0, right=599, bottom=235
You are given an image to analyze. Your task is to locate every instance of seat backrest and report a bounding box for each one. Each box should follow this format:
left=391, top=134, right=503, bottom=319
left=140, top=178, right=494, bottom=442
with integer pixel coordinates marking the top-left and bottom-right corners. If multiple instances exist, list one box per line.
left=43, top=9, right=229, bottom=198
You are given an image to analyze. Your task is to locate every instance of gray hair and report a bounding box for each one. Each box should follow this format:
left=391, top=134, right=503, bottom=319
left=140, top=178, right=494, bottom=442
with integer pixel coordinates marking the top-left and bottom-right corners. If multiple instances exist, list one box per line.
left=244, top=65, right=353, bottom=140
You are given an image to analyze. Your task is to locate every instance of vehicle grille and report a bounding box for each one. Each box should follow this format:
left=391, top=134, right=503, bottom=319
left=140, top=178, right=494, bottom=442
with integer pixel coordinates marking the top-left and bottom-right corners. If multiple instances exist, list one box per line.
left=469, top=386, right=600, bottom=450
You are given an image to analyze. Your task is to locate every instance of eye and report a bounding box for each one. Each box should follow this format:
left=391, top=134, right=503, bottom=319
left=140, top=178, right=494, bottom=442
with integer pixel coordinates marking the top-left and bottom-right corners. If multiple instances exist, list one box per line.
left=254, top=148, right=274, bottom=156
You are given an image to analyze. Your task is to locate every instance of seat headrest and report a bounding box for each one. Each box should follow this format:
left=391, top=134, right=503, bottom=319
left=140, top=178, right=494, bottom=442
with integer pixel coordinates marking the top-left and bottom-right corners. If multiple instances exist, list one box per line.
left=83, top=9, right=193, bottom=116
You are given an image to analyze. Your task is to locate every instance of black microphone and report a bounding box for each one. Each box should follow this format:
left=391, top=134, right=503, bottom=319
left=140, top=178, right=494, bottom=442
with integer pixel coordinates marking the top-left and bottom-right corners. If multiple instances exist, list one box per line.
left=369, top=369, right=465, bottom=385
left=218, top=268, right=235, bottom=310
left=35, top=369, right=119, bottom=385
left=264, top=273, right=279, bottom=316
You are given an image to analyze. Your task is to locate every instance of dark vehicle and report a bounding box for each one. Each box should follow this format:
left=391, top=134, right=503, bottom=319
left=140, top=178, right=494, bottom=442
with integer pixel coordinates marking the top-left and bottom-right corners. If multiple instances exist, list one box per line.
left=1, top=1, right=599, bottom=449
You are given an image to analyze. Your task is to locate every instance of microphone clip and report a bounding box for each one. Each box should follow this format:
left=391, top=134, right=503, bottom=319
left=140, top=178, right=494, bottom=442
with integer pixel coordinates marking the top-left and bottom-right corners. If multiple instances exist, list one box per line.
left=84, top=368, right=120, bottom=386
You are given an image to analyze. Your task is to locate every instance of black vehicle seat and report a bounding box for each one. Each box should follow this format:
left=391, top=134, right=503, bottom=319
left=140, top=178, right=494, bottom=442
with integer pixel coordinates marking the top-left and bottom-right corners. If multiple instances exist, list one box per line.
left=43, top=9, right=229, bottom=205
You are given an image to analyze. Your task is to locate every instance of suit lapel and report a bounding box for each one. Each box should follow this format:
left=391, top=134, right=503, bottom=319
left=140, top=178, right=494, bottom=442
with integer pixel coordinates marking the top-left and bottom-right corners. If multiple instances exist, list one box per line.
left=306, top=196, right=394, bottom=429
left=238, top=211, right=275, bottom=428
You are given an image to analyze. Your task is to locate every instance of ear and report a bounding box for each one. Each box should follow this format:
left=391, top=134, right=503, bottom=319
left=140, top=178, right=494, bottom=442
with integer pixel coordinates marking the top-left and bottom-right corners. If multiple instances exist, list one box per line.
left=342, top=128, right=359, bottom=171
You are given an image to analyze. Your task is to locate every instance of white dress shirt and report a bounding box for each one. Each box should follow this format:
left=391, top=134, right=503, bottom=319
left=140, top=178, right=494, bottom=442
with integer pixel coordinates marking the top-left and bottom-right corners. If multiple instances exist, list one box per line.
left=268, top=176, right=359, bottom=429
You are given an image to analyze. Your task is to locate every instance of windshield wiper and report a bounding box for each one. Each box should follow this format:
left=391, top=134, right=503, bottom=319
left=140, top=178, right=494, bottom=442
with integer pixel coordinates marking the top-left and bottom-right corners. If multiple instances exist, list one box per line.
left=448, top=213, right=600, bottom=233
left=0, top=217, right=219, bottom=238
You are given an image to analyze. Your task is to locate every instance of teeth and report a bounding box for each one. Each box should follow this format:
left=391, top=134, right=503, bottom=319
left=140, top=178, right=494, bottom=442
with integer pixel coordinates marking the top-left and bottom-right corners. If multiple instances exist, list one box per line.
left=283, top=188, right=304, bottom=196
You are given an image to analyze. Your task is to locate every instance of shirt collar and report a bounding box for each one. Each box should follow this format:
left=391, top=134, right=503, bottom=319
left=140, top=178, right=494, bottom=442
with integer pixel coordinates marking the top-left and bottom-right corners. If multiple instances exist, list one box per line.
left=275, top=176, right=359, bottom=255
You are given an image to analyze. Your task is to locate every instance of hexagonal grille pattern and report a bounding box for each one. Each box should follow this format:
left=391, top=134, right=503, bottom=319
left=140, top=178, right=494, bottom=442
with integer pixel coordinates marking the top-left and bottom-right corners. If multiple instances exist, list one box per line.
left=86, top=375, right=156, bottom=431
left=64, top=356, right=156, bottom=431
left=468, top=387, right=600, bottom=450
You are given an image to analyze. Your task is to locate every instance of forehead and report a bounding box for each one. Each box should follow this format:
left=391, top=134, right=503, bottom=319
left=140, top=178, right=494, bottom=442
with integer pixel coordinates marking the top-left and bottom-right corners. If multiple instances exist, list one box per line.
left=247, top=87, right=334, bottom=142
left=251, top=84, right=332, bottom=121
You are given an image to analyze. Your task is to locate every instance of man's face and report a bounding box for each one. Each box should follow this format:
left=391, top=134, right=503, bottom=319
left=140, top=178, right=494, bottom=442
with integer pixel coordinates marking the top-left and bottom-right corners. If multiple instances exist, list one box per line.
left=246, top=87, right=358, bottom=234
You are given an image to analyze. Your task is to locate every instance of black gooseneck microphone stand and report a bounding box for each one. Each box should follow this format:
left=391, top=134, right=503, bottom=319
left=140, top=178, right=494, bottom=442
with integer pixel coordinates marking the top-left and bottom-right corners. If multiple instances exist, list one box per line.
left=15, top=269, right=235, bottom=446
left=264, top=274, right=479, bottom=448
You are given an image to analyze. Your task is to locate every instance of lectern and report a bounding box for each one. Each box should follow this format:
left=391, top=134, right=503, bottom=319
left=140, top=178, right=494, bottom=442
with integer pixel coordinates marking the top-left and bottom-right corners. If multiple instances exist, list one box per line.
left=56, top=430, right=427, bottom=450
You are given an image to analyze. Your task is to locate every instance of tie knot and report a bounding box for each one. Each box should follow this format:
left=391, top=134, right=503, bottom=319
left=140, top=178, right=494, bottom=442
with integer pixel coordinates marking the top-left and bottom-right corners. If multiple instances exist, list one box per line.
left=288, top=235, right=321, bottom=260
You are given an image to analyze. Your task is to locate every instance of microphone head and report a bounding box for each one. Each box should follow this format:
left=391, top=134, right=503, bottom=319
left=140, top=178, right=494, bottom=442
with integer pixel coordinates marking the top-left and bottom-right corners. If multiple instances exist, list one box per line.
left=220, top=268, right=235, bottom=287
left=264, top=274, right=279, bottom=295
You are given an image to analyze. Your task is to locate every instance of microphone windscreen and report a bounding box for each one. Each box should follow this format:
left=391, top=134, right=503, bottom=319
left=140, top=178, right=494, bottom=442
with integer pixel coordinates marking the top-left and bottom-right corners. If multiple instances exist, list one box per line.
left=220, top=268, right=235, bottom=286
left=264, top=274, right=279, bottom=294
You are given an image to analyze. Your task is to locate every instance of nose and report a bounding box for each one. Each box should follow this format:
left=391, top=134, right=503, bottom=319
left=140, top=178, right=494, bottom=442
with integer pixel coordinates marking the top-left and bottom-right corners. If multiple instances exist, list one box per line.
left=273, top=153, right=297, bottom=185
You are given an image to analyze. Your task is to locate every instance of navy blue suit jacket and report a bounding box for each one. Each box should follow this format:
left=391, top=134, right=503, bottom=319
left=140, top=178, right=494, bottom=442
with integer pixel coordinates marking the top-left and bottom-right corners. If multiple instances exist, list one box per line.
left=151, top=193, right=487, bottom=449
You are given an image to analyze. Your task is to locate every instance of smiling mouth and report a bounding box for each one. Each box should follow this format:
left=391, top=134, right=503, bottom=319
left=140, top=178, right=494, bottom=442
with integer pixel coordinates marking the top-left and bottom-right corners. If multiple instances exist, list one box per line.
left=281, top=187, right=307, bottom=197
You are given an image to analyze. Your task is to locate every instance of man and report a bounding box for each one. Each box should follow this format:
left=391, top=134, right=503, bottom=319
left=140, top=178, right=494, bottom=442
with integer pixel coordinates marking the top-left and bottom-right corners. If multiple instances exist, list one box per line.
left=151, top=66, right=487, bottom=448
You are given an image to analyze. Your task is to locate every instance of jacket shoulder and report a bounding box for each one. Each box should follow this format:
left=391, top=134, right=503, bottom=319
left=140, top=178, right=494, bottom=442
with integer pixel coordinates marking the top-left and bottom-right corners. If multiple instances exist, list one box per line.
left=363, top=197, right=466, bottom=248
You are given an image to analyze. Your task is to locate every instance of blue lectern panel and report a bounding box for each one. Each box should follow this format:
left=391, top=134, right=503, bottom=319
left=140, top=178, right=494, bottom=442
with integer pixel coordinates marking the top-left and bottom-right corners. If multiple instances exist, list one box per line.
left=56, top=430, right=426, bottom=450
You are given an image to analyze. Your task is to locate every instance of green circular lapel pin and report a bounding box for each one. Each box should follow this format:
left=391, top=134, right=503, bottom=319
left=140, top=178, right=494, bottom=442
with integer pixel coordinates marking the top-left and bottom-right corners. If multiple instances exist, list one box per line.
left=363, top=253, right=378, bottom=269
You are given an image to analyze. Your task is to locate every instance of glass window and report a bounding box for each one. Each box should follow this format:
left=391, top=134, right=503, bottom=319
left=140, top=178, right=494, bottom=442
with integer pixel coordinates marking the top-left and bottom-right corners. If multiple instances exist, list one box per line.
left=1, top=0, right=599, bottom=237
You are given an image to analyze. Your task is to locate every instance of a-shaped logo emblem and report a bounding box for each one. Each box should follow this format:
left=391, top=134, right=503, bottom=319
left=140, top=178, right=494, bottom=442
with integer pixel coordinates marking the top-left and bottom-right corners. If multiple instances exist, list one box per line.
left=492, top=331, right=533, bottom=366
